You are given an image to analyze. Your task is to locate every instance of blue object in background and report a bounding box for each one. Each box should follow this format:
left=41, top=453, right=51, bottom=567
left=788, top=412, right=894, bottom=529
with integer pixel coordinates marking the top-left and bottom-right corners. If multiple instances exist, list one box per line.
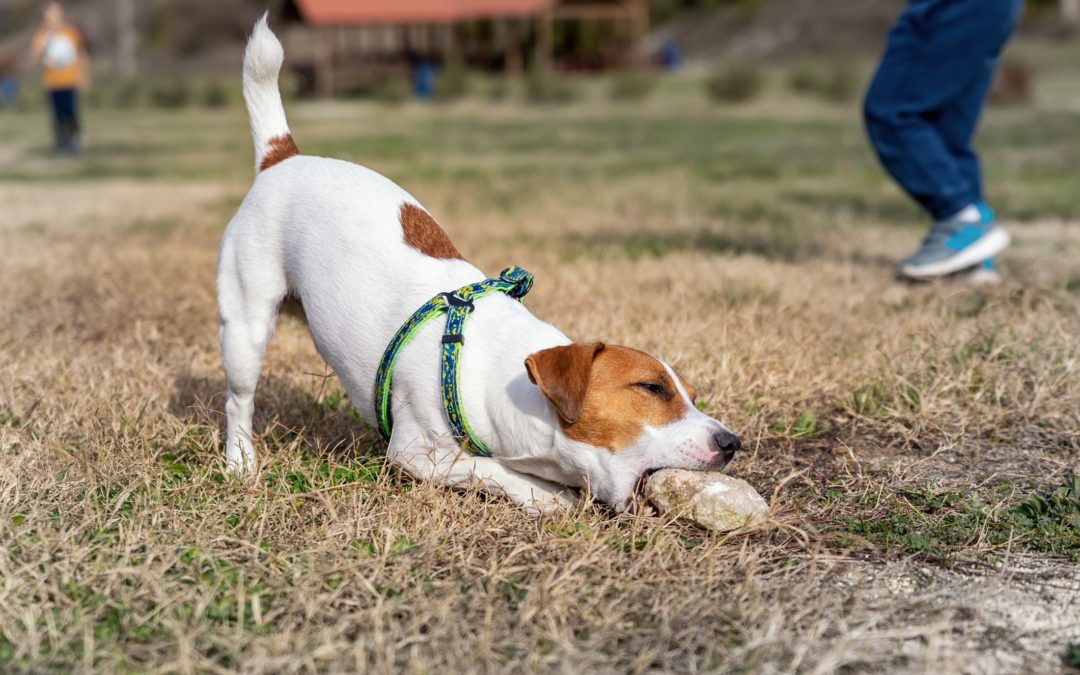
left=0, top=77, right=16, bottom=109
left=660, top=40, right=682, bottom=72
left=863, top=0, right=1024, bottom=221
left=414, top=62, right=436, bottom=100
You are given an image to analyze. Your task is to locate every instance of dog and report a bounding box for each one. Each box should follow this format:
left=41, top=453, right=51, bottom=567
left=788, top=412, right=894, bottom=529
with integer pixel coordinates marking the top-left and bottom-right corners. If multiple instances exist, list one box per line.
left=217, top=16, right=741, bottom=514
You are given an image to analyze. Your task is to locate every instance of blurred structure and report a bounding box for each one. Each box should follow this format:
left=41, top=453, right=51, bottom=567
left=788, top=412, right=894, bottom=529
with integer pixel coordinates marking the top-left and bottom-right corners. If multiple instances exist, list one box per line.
left=1064, top=0, right=1080, bottom=27
left=114, top=0, right=137, bottom=77
left=0, top=0, right=1076, bottom=95
left=278, top=0, right=648, bottom=96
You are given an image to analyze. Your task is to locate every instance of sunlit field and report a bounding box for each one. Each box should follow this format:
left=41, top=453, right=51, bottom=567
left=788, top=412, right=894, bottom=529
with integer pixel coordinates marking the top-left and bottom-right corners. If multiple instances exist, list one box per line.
left=1, top=52, right=1078, bottom=672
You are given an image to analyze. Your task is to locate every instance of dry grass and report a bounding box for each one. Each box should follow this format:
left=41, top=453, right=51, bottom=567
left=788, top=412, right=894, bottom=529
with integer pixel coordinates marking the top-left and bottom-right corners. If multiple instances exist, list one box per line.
left=2, top=68, right=1079, bottom=673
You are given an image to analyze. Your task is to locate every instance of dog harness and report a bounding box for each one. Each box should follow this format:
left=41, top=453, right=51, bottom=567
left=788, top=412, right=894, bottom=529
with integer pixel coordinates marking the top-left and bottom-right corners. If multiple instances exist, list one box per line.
left=374, top=266, right=534, bottom=457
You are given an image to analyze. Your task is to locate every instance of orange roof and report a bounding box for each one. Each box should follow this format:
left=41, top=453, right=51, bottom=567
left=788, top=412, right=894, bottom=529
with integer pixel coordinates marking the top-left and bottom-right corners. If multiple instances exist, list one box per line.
left=292, top=0, right=556, bottom=25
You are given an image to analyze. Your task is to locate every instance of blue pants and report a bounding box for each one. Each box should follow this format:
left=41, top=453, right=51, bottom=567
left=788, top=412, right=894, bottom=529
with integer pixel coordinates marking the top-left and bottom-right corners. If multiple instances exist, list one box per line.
left=863, top=0, right=1024, bottom=220
left=48, top=88, right=80, bottom=151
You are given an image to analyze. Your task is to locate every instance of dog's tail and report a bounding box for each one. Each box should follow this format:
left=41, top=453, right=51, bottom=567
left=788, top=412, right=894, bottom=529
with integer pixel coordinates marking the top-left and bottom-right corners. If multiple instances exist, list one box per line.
left=243, top=13, right=297, bottom=174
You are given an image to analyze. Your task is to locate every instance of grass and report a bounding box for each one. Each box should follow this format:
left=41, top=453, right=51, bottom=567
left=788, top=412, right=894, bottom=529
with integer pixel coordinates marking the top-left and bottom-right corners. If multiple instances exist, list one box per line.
left=706, top=66, right=765, bottom=102
left=1066, top=643, right=1080, bottom=669
left=2, top=47, right=1079, bottom=672
left=835, top=476, right=1080, bottom=562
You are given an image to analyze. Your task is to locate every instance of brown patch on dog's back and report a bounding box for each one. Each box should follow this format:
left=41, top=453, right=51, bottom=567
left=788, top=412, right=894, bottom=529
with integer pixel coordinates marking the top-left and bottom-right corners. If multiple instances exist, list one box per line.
left=525, top=344, right=693, bottom=452
left=400, top=203, right=463, bottom=260
left=259, top=134, right=299, bottom=172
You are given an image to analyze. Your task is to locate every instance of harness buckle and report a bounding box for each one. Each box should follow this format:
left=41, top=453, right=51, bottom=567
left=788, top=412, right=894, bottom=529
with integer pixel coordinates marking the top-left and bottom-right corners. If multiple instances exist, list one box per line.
left=498, top=266, right=534, bottom=299
left=440, top=292, right=475, bottom=311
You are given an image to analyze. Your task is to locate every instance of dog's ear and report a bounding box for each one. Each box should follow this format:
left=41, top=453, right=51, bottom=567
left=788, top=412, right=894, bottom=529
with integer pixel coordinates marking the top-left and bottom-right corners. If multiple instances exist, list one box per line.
left=524, top=342, right=605, bottom=424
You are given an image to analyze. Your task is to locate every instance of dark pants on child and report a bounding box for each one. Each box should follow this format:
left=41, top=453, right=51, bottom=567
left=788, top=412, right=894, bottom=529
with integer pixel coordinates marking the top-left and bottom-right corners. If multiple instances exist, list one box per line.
left=863, top=0, right=1024, bottom=221
left=48, top=88, right=80, bottom=152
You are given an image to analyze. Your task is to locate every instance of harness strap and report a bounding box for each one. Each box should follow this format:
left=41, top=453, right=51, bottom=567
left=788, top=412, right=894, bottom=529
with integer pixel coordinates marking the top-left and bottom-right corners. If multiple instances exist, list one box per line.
left=374, top=266, right=533, bottom=457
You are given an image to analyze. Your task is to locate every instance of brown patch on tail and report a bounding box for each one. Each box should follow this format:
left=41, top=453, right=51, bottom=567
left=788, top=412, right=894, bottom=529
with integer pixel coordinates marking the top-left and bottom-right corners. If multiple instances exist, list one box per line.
left=399, top=203, right=463, bottom=260
left=259, top=134, right=299, bottom=172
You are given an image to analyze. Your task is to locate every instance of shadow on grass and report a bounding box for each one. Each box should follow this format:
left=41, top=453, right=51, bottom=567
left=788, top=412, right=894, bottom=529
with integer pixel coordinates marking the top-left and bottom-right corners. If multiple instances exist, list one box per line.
left=169, top=370, right=384, bottom=468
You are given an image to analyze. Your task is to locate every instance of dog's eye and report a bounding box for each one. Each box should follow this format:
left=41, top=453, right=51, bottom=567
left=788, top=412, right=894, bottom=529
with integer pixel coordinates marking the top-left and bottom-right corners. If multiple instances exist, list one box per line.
left=635, top=382, right=667, bottom=397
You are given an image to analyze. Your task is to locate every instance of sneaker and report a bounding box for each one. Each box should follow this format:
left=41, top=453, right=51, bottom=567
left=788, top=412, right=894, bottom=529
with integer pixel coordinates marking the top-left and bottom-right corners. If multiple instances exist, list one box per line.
left=900, top=203, right=1010, bottom=279
left=966, top=257, right=1001, bottom=285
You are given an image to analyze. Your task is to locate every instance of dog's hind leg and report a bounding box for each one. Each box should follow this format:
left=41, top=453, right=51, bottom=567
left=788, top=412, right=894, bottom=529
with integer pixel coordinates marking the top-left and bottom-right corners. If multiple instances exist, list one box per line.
left=217, top=238, right=286, bottom=473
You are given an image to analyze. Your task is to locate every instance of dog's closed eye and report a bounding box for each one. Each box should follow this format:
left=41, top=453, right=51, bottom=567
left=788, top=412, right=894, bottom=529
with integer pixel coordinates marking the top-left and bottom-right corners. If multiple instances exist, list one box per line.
left=635, top=382, right=670, bottom=398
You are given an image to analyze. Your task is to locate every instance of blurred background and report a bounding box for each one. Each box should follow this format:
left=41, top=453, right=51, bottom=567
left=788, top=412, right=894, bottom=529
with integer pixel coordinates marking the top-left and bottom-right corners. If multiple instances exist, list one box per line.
left=2, top=6, right=1079, bottom=671
left=0, top=0, right=1077, bottom=114
left=2, top=1, right=1078, bottom=266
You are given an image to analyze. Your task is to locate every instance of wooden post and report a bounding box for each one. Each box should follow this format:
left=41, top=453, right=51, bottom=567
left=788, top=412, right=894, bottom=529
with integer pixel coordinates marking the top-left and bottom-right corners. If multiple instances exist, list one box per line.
left=535, top=9, right=553, bottom=70
left=115, top=0, right=137, bottom=77
left=505, top=19, right=522, bottom=74
left=634, top=0, right=650, bottom=42
left=316, top=27, right=334, bottom=97
left=494, top=19, right=505, bottom=68
left=444, top=22, right=459, bottom=66
left=629, top=0, right=649, bottom=66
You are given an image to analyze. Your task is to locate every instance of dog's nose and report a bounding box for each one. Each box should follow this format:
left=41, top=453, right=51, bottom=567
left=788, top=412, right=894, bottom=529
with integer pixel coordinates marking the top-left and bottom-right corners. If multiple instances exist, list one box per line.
left=712, top=431, right=741, bottom=462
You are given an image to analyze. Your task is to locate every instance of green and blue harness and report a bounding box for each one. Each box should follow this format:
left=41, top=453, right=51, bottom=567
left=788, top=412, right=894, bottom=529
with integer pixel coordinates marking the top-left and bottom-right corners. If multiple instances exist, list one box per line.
left=374, top=266, right=534, bottom=457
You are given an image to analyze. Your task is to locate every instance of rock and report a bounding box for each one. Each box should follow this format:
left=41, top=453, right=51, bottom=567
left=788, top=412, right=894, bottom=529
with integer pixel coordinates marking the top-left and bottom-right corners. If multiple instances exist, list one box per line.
left=645, top=469, right=768, bottom=532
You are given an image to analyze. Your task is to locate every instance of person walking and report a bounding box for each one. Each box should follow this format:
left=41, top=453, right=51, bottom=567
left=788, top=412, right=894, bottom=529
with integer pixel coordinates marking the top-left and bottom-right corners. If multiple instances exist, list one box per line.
left=863, top=0, right=1025, bottom=280
left=32, top=2, right=89, bottom=154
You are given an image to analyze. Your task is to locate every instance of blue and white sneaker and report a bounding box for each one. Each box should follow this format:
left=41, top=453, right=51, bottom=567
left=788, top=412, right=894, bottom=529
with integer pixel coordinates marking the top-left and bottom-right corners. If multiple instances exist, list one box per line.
left=966, top=257, right=1001, bottom=285
left=900, top=203, right=1010, bottom=279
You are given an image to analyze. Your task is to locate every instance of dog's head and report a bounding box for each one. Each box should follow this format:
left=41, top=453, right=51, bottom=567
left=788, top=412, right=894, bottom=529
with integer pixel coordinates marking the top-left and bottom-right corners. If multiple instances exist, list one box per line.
left=524, top=342, right=740, bottom=509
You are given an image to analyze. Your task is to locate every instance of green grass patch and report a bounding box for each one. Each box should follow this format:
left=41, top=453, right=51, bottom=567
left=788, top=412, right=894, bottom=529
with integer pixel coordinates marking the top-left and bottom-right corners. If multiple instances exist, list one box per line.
left=1064, top=643, right=1080, bottom=669
left=706, top=67, right=764, bottom=103
left=837, top=476, right=1080, bottom=562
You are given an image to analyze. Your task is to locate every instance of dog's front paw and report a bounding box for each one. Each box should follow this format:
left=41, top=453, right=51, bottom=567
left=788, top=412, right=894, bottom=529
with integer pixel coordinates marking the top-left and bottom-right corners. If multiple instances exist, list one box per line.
left=519, top=488, right=578, bottom=517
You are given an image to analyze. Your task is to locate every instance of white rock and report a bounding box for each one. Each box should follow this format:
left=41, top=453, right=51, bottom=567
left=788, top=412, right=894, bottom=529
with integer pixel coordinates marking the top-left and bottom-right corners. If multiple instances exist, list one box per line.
left=645, top=469, right=768, bottom=532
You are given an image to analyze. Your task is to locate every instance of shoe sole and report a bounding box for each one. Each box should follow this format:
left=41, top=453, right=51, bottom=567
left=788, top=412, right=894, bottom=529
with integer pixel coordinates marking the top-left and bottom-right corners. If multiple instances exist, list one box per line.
left=966, top=266, right=1001, bottom=285
left=901, top=227, right=1010, bottom=279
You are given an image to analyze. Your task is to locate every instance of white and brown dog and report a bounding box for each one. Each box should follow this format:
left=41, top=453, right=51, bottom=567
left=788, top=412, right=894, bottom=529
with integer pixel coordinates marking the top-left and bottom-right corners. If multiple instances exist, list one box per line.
left=217, top=17, right=741, bottom=513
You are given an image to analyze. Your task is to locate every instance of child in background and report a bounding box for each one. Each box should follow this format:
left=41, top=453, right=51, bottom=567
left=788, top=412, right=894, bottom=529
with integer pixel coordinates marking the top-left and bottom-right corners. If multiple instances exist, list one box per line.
left=32, top=2, right=89, bottom=154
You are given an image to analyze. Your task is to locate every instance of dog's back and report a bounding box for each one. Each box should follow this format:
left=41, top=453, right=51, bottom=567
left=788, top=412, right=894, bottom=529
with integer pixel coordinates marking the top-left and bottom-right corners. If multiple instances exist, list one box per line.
left=217, top=17, right=487, bottom=469
left=230, top=14, right=482, bottom=301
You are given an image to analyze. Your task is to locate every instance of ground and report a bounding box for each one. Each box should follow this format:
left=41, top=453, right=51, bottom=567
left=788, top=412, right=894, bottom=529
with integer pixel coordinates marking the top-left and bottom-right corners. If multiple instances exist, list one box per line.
left=1, top=52, right=1079, bottom=673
